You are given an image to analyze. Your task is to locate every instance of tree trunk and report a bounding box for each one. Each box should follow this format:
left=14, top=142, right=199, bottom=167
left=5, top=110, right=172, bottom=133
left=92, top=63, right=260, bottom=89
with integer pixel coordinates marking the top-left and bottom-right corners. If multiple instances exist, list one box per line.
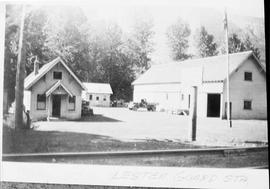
left=15, top=5, right=26, bottom=130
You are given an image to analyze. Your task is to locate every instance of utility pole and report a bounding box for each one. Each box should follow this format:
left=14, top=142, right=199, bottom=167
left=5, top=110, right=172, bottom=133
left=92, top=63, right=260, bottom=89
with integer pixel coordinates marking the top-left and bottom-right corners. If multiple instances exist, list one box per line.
left=14, top=5, right=26, bottom=130
left=224, top=8, right=232, bottom=128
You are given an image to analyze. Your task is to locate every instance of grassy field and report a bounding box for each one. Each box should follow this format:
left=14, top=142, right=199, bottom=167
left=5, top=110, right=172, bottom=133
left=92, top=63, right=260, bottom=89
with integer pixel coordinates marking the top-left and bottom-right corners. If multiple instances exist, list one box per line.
left=2, top=108, right=268, bottom=170
left=2, top=125, right=203, bottom=154
left=3, top=123, right=268, bottom=168
left=2, top=107, right=268, bottom=153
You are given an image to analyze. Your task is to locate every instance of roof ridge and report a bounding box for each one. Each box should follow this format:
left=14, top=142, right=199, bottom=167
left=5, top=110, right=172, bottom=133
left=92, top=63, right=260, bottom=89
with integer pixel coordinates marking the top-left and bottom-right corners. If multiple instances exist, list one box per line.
left=150, top=51, right=253, bottom=67
left=83, top=82, right=110, bottom=85
left=25, top=57, right=86, bottom=90
left=132, top=50, right=255, bottom=85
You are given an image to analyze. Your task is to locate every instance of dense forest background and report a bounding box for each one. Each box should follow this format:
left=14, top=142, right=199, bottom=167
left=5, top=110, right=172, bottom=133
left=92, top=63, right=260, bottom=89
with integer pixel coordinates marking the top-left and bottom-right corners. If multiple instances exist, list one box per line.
left=4, top=4, right=264, bottom=108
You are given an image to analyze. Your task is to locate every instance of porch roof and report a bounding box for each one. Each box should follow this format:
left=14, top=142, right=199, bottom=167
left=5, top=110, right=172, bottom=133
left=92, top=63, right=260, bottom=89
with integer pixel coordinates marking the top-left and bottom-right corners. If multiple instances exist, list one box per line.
left=45, top=81, right=74, bottom=97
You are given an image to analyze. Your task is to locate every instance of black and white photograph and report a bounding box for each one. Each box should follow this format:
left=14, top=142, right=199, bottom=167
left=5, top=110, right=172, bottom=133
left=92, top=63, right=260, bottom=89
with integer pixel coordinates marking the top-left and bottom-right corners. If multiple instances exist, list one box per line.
left=0, top=0, right=268, bottom=188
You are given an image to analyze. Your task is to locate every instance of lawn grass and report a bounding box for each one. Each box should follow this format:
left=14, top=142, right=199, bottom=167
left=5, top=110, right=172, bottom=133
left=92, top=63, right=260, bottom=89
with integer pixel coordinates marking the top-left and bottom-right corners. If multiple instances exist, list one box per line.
left=2, top=125, right=202, bottom=154
left=2, top=111, right=268, bottom=170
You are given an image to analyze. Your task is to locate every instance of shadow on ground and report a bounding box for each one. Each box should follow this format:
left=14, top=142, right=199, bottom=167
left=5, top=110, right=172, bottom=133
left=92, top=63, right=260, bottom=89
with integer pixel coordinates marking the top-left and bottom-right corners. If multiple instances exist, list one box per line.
left=2, top=125, right=200, bottom=154
left=78, top=114, right=123, bottom=122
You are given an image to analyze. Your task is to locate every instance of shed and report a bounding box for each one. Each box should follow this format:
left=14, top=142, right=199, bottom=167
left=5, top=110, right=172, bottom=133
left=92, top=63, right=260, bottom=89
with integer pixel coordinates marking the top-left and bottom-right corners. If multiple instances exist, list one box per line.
left=82, top=82, right=113, bottom=107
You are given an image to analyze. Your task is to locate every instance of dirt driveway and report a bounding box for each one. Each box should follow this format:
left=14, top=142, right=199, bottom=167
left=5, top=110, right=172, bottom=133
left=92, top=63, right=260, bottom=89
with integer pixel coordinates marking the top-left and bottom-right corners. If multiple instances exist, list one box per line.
left=35, top=107, right=268, bottom=145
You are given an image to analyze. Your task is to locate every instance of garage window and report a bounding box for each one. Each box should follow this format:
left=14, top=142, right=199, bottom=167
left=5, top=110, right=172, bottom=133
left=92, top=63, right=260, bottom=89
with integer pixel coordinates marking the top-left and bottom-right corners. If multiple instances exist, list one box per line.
left=37, top=94, right=46, bottom=110
left=68, top=96, right=76, bottom=111
left=243, top=100, right=252, bottom=110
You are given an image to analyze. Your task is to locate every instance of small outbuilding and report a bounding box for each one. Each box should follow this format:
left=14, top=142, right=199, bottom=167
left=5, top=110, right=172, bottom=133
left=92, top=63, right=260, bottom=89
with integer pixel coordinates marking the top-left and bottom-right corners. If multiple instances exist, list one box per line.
left=132, top=51, right=267, bottom=119
left=82, top=82, right=113, bottom=107
left=24, top=57, right=86, bottom=121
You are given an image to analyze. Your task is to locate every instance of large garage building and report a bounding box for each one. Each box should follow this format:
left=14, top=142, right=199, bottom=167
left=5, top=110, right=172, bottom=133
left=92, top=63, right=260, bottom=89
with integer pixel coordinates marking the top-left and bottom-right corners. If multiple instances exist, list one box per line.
left=132, top=51, right=267, bottom=119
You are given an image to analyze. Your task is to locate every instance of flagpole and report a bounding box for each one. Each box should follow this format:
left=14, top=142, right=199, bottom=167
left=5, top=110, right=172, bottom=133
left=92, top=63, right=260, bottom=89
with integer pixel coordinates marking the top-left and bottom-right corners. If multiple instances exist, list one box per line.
left=224, top=8, right=232, bottom=128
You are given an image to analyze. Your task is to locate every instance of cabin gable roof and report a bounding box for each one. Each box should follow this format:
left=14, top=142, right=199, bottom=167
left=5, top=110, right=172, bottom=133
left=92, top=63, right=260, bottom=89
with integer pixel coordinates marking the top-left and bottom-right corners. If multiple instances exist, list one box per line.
left=24, top=57, right=86, bottom=90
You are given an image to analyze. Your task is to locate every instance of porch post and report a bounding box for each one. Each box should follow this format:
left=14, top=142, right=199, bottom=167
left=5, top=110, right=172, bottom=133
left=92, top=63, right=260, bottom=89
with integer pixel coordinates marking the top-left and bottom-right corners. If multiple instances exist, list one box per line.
left=47, top=95, right=50, bottom=121
left=220, top=93, right=223, bottom=119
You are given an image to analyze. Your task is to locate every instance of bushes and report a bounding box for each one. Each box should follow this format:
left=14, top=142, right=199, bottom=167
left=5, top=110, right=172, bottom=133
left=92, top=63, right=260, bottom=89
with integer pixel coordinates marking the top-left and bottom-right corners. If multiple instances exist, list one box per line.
left=3, top=111, right=31, bottom=130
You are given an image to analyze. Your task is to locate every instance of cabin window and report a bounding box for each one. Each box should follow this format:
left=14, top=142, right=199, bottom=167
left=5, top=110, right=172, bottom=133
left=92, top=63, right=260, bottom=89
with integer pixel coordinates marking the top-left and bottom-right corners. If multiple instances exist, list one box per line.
left=37, top=94, right=46, bottom=110
left=103, top=96, right=107, bottom=101
left=53, top=71, right=62, bottom=80
left=68, top=96, right=76, bottom=111
left=243, top=100, right=252, bottom=110
left=244, top=72, right=252, bottom=81
left=96, top=96, right=99, bottom=101
left=89, top=94, right=93, bottom=100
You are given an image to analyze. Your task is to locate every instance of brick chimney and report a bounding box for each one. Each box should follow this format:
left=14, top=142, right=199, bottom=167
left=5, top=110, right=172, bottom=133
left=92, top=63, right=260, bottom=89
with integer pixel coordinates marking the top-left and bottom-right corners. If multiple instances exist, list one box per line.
left=33, top=56, right=39, bottom=75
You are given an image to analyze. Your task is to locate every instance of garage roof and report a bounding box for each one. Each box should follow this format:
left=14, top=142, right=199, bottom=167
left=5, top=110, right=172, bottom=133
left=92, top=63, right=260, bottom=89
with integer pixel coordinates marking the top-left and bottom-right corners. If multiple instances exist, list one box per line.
left=132, top=51, right=265, bottom=85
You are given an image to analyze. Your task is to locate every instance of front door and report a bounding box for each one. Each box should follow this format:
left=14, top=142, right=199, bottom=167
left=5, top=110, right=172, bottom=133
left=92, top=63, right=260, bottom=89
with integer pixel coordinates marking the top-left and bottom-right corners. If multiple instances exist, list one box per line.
left=52, top=95, right=61, bottom=117
left=207, top=94, right=221, bottom=117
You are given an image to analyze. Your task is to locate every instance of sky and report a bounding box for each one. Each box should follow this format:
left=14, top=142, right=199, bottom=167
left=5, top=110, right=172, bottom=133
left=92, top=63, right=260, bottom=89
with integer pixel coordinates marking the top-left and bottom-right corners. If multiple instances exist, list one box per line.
left=2, top=0, right=264, bottom=62
left=77, top=0, right=264, bottom=63
left=6, top=0, right=263, bottom=18
left=79, top=0, right=264, bottom=18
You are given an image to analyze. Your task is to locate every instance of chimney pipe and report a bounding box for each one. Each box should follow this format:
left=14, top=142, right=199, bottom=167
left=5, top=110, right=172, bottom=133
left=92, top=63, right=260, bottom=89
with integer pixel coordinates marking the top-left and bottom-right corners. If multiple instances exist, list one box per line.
left=33, top=56, right=39, bottom=75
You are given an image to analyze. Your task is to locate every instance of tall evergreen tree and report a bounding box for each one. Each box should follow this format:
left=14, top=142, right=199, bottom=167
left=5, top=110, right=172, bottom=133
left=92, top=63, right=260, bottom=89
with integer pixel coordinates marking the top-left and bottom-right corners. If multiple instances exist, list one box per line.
left=243, top=35, right=261, bottom=60
left=224, top=33, right=261, bottom=60
left=43, top=6, right=89, bottom=80
left=4, top=5, right=156, bottom=102
left=24, top=8, right=49, bottom=74
left=127, top=18, right=155, bottom=75
left=166, top=18, right=191, bottom=61
left=228, top=33, right=245, bottom=53
left=4, top=5, right=50, bottom=107
left=195, top=26, right=218, bottom=58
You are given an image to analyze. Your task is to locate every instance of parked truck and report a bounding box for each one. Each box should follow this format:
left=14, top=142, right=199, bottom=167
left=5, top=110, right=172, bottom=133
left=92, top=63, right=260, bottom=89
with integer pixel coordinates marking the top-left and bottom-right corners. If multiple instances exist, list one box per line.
left=128, top=99, right=157, bottom=111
